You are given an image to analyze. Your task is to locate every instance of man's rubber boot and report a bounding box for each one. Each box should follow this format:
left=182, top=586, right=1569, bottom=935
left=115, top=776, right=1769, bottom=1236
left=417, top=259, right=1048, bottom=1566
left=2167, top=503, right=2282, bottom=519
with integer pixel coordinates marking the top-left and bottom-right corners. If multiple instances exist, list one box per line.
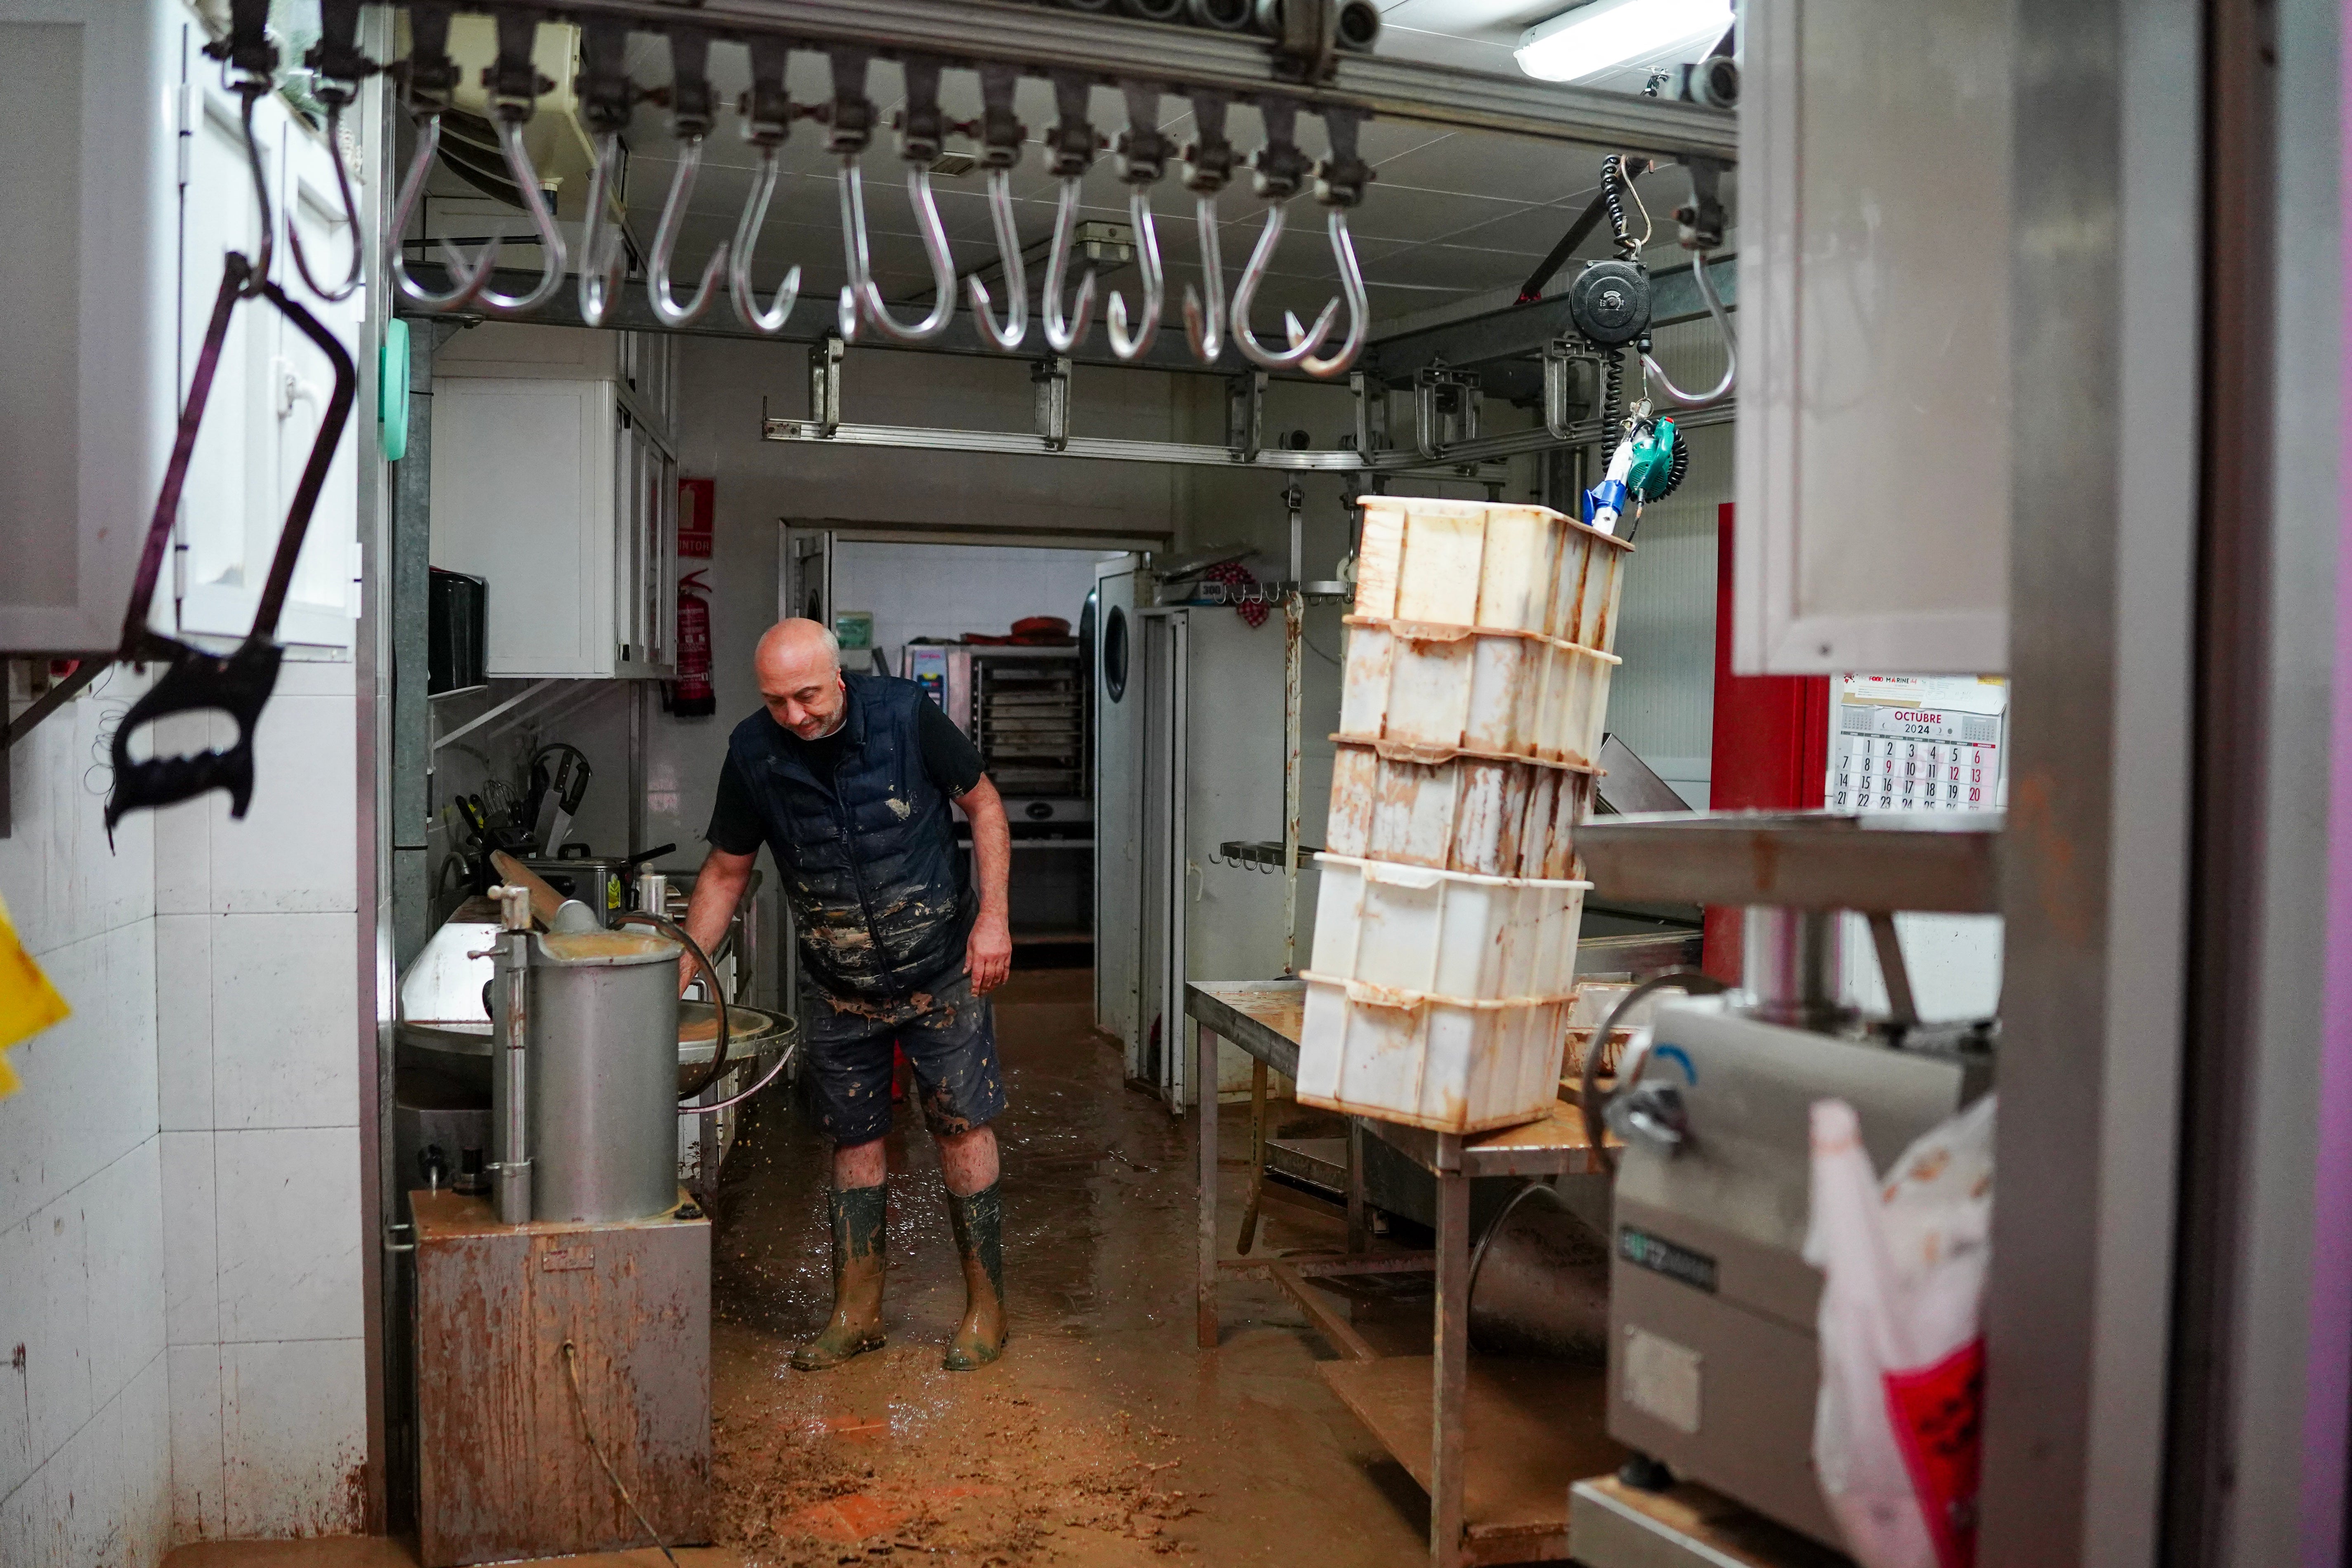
left=942, top=1182, right=1008, bottom=1371
left=791, top=1183, right=889, bottom=1371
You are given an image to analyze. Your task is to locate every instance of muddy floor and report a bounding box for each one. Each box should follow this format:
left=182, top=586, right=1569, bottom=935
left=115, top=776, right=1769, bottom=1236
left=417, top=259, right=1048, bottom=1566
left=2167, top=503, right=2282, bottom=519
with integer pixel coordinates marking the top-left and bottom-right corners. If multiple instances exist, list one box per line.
left=705, top=966, right=1444, bottom=1568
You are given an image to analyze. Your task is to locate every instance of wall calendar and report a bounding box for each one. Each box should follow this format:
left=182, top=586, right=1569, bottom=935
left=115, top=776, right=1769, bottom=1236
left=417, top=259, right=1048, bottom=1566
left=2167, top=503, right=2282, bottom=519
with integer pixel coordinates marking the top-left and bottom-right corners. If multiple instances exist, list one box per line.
left=1830, top=675, right=2009, bottom=815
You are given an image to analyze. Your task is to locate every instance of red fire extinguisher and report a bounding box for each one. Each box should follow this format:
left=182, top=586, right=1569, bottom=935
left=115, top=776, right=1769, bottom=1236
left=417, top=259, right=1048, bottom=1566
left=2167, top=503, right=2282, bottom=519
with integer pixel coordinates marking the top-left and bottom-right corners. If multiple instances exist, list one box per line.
left=670, top=570, right=716, bottom=717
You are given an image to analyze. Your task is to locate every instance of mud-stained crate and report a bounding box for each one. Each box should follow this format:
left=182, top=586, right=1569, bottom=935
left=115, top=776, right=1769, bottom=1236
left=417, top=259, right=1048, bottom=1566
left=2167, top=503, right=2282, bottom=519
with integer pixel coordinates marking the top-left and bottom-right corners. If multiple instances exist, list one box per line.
left=1352, top=495, right=1632, bottom=654
left=413, top=1190, right=711, bottom=1566
left=1295, top=974, right=1577, bottom=1134
left=1325, top=738, right=1595, bottom=879
left=1338, top=618, right=1619, bottom=770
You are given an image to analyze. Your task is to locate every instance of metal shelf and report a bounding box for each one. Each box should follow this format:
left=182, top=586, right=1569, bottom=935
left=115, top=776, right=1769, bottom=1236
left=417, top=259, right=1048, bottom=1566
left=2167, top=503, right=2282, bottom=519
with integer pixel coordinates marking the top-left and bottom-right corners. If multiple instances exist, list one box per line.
left=1574, top=810, right=2003, bottom=914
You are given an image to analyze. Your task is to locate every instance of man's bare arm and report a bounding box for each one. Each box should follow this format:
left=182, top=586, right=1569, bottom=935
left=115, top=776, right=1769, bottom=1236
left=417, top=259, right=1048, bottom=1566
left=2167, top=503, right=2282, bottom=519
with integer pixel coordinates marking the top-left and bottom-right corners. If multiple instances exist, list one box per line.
left=679, top=845, right=756, bottom=994
left=959, top=776, right=1013, bottom=995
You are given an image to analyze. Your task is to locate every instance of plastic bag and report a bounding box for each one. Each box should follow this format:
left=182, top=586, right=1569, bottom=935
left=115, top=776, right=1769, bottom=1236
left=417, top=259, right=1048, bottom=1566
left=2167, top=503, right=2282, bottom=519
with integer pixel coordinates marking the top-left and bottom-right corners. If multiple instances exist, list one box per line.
left=1804, top=1093, right=1995, bottom=1568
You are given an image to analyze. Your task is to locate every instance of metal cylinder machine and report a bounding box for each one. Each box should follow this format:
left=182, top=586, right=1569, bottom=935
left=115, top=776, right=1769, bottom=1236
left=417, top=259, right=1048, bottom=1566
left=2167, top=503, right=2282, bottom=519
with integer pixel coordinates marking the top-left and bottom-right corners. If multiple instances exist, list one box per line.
left=407, top=886, right=741, bottom=1567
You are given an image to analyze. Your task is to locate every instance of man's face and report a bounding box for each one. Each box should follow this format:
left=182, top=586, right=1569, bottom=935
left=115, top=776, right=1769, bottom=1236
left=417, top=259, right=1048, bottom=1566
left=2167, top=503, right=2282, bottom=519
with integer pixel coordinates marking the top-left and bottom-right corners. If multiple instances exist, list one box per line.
left=759, top=646, right=845, bottom=739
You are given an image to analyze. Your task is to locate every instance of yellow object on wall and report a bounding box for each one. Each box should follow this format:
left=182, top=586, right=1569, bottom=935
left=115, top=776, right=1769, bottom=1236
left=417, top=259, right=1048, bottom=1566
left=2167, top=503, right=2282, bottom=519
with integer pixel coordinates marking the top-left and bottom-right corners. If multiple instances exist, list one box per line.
left=0, top=890, right=70, bottom=1099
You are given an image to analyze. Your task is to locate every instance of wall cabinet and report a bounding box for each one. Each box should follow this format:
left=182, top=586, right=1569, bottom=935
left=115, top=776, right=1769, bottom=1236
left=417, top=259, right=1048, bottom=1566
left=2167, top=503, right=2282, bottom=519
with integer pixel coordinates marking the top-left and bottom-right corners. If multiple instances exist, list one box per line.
left=428, top=326, right=679, bottom=679
left=0, top=0, right=364, bottom=654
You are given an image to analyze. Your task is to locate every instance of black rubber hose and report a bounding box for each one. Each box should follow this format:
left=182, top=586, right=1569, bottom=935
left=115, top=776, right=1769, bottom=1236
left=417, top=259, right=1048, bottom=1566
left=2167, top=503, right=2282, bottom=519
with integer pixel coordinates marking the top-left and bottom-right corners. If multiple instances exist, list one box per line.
left=1601, top=155, right=1637, bottom=261
left=1602, top=349, right=1625, bottom=444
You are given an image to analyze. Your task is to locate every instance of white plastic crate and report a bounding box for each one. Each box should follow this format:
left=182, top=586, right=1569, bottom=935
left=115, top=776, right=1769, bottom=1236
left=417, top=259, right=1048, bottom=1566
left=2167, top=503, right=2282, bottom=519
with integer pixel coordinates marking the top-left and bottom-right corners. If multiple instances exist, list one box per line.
left=1337, top=619, right=1618, bottom=768
left=1353, top=495, right=1631, bottom=653
left=1308, top=853, right=1589, bottom=997
left=1325, top=740, right=1593, bottom=879
left=1296, top=975, right=1575, bottom=1133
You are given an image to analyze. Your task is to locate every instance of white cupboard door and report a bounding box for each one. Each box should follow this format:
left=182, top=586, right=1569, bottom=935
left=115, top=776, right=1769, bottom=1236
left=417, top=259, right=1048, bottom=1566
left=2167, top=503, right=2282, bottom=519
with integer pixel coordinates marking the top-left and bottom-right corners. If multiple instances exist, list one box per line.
left=0, top=0, right=179, bottom=652
left=270, top=113, right=364, bottom=647
left=178, top=85, right=362, bottom=650
left=175, top=74, right=277, bottom=646
left=430, top=378, right=615, bottom=677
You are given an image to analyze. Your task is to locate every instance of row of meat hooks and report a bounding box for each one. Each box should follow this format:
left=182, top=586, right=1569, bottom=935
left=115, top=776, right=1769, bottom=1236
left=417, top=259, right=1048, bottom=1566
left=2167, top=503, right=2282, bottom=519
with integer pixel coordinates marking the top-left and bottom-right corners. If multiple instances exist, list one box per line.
left=360, top=8, right=1374, bottom=376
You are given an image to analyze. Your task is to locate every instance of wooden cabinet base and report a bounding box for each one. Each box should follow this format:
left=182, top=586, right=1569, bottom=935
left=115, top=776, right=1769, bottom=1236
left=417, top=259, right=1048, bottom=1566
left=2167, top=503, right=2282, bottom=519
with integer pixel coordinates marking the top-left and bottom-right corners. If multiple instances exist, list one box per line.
left=413, top=1189, right=711, bottom=1566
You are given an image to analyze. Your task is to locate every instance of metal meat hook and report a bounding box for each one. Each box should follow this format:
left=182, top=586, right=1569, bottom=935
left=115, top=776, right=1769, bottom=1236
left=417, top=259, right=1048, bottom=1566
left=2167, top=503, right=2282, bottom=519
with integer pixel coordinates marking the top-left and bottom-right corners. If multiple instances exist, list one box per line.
left=1639, top=249, right=1737, bottom=407
left=843, top=58, right=958, bottom=344
left=574, top=19, right=634, bottom=328
left=650, top=32, right=727, bottom=328
left=442, top=16, right=569, bottom=318
left=1105, top=84, right=1171, bottom=362
left=1226, top=203, right=1340, bottom=371
left=287, top=0, right=375, bottom=302
left=966, top=63, right=1030, bottom=352
left=1179, top=90, right=1238, bottom=364
left=648, top=137, right=727, bottom=326
left=1228, top=102, right=1339, bottom=372
left=729, top=37, right=801, bottom=335
left=1298, top=108, right=1374, bottom=380
left=576, top=131, right=630, bottom=327
left=1040, top=178, right=1100, bottom=353
left=1040, top=76, right=1101, bottom=355
left=387, top=114, right=494, bottom=309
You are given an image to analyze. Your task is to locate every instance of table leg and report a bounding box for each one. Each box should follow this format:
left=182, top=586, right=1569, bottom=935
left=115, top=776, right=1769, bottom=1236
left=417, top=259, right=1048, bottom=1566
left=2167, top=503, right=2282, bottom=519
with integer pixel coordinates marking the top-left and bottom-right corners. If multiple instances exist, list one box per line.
left=1430, top=1139, right=1469, bottom=1568
left=1346, top=1118, right=1368, bottom=1254
left=1197, top=1025, right=1221, bottom=1350
left=1237, top=1060, right=1269, bottom=1254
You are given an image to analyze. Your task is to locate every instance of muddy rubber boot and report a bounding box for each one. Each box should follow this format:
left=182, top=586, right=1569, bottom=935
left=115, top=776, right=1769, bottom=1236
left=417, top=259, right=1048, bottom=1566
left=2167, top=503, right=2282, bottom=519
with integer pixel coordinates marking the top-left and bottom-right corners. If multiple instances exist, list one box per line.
left=791, top=1183, right=889, bottom=1371
left=942, top=1182, right=1008, bottom=1371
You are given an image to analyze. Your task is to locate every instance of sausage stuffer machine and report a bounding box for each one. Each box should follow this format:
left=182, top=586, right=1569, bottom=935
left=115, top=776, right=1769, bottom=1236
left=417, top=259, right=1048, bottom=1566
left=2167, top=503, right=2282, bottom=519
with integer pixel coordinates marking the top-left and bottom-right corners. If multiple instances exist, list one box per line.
left=1566, top=812, right=2000, bottom=1560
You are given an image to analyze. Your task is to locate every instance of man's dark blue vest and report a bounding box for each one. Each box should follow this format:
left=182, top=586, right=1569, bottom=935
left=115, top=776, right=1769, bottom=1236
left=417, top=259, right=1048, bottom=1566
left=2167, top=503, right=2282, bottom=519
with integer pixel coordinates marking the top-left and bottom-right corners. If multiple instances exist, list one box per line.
left=726, top=675, right=975, bottom=1002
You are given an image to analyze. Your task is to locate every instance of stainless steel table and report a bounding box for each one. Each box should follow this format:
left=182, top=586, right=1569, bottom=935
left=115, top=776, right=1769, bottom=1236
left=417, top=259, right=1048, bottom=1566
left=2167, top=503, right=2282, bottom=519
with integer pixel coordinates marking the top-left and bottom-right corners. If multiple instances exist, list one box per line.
left=1186, top=978, right=1617, bottom=1568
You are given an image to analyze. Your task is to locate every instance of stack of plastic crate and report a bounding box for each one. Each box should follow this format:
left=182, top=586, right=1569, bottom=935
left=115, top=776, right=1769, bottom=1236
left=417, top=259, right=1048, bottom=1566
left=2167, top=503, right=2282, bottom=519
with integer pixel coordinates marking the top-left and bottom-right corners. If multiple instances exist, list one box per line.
left=1295, top=496, right=1631, bottom=1134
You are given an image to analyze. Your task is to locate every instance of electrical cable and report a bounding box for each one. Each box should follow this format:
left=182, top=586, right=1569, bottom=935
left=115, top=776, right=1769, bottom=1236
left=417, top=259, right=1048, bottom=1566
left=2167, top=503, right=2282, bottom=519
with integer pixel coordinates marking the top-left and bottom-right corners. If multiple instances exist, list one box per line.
left=560, top=1341, right=680, bottom=1566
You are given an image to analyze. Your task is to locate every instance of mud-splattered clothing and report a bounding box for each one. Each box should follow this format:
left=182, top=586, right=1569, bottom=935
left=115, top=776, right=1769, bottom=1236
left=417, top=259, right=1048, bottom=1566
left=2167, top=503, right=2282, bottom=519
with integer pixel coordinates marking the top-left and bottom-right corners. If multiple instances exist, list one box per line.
left=718, top=675, right=982, bottom=1005
left=803, top=971, right=1006, bottom=1146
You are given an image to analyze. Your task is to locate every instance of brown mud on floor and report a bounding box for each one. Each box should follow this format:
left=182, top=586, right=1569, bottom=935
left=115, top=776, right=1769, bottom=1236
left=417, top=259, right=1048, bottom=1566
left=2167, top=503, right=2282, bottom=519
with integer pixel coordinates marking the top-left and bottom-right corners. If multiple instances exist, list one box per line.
left=708, top=967, right=1443, bottom=1568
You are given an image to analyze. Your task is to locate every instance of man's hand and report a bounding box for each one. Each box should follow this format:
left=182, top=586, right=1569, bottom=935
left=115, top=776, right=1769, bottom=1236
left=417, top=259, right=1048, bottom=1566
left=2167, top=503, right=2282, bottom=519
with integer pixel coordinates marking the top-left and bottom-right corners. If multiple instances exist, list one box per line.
left=956, top=776, right=1015, bottom=997
left=965, top=909, right=1013, bottom=996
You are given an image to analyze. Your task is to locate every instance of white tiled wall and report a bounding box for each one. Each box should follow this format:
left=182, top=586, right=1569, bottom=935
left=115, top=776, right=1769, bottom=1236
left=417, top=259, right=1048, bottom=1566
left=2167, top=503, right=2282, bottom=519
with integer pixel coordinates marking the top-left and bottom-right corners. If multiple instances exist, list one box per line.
left=0, top=650, right=368, bottom=1562
left=148, top=656, right=367, bottom=1544
left=0, top=674, right=170, bottom=1568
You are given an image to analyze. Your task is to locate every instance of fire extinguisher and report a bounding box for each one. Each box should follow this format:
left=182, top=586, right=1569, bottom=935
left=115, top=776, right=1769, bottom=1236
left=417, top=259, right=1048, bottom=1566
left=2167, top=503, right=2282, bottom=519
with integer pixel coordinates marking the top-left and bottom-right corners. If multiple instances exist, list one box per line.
left=670, top=570, right=715, bottom=717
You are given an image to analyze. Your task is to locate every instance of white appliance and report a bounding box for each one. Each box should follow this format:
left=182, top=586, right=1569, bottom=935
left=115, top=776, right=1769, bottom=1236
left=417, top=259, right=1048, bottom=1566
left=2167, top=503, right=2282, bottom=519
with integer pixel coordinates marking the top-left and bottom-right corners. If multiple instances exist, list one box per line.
left=1094, top=561, right=1295, bottom=1110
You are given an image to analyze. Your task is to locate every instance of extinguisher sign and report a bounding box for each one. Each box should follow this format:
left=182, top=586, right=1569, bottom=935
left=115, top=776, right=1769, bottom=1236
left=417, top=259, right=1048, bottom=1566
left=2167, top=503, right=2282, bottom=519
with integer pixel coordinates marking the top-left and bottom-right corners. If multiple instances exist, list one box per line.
left=679, top=476, right=715, bottom=558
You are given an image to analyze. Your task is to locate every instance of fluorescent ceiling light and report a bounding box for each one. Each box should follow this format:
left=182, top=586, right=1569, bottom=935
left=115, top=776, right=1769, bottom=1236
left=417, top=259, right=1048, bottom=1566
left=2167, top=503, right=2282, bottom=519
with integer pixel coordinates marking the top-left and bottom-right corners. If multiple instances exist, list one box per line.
left=1514, top=0, right=1734, bottom=82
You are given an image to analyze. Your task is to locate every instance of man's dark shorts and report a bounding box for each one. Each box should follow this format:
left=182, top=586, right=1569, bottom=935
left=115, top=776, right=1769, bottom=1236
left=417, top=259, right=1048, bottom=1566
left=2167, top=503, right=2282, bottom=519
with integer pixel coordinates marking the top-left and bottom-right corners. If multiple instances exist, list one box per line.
left=802, top=970, right=1006, bottom=1148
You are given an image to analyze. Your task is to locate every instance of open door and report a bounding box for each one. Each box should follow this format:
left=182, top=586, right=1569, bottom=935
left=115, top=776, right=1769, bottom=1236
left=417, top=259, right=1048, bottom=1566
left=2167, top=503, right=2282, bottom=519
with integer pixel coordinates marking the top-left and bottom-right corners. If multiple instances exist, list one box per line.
left=780, top=524, right=834, bottom=629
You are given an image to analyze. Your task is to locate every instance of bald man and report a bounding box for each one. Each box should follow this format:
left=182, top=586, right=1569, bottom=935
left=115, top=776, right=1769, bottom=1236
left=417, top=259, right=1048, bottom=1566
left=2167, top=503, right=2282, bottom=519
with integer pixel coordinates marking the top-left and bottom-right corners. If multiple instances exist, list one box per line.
left=684, top=619, right=1014, bottom=1372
